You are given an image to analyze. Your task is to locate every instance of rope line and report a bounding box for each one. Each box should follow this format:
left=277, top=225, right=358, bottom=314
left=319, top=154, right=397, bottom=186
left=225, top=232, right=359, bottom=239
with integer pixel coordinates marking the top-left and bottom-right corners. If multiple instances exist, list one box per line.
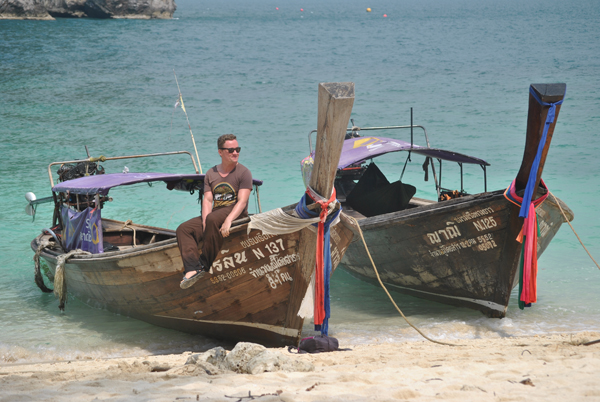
left=347, top=216, right=463, bottom=347
left=549, top=191, right=600, bottom=271
left=33, top=238, right=55, bottom=293
left=54, top=249, right=91, bottom=311
left=121, top=220, right=137, bottom=247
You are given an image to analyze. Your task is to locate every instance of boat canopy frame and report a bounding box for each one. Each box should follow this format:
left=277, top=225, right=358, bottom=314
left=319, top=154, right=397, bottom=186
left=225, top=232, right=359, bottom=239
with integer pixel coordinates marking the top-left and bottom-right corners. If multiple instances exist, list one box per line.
left=31, top=149, right=264, bottom=228
left=307, top=123, right=490, bottom=200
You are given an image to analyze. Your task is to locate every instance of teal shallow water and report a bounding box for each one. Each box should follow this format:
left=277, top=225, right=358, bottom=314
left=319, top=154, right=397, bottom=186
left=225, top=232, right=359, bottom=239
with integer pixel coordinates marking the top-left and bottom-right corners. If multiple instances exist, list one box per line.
left=1, top=0, right=600, bottom=362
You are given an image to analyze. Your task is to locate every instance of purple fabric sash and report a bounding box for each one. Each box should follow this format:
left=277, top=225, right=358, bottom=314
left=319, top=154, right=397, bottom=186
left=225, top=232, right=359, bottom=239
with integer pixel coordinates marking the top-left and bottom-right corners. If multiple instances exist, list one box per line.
left=61, top=206, right=104, bottom=254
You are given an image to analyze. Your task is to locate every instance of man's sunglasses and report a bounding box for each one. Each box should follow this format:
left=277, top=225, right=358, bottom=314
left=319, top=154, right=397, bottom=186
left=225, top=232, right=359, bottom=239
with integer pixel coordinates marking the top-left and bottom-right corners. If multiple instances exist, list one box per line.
left=219, top=147, right=241, bottom=153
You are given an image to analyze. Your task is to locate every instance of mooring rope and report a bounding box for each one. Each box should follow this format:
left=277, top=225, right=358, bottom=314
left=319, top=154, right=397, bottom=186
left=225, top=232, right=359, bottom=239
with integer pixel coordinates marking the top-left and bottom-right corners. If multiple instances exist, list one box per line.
left=121, top=220, right=137, bottom=247
left=54, top=249, right=91, bottom=311
left=548, top=192, right=600, bottom=346
left=549, top=191, right=600, bottom=271
left=33, top=238, right=55, bottom=293
left=347, top=215, right=463, bottom=347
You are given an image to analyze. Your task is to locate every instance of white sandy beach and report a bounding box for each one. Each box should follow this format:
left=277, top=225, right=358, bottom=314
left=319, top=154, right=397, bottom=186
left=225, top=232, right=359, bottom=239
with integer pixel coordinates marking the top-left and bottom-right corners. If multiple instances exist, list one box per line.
left=2, top=331, right=599, bottom=402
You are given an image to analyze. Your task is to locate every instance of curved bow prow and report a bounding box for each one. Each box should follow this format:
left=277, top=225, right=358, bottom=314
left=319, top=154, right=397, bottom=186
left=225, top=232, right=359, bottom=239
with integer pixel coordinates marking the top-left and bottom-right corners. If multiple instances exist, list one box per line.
left=515, top=83, right=566, bottom=205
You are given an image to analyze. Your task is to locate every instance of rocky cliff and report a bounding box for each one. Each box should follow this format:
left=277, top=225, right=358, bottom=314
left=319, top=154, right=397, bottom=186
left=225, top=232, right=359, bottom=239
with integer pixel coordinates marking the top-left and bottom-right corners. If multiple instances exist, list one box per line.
left=0, top=0, right=176, bottom=19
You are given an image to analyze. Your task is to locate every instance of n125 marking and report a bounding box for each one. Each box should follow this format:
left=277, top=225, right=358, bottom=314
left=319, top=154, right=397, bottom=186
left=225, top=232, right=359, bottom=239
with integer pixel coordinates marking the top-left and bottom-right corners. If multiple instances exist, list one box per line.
left=473, top=216, right=497, bottom=232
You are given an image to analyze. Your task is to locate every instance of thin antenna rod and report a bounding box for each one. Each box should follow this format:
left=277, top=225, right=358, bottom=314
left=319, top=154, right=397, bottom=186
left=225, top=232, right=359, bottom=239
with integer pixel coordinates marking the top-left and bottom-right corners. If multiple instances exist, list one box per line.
left=174, top=70, right=202, bottom=174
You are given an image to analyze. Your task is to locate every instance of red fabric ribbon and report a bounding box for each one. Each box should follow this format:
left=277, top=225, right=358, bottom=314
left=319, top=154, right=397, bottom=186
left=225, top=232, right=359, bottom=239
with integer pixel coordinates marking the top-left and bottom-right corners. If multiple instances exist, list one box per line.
left=305, top=187, right=336, bottom=326
left=504, top=179, right=548, bottom=306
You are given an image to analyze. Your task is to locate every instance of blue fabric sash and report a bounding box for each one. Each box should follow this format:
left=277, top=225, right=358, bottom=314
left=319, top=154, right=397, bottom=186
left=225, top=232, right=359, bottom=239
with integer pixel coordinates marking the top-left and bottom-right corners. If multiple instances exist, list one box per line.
left=519, top=86, right=564, bottom=218
left=295, top=193, right=342, bottom=336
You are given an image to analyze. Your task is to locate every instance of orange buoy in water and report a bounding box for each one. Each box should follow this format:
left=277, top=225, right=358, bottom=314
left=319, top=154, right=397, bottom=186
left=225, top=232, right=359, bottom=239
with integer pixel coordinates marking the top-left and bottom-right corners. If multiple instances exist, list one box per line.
left=300, top=8, right=304, bottom=11
left=383, top=14, right=387, bottom=17
left=276, top=7, right=279, bottom=10
left=366, top=8, right=372, bottom=12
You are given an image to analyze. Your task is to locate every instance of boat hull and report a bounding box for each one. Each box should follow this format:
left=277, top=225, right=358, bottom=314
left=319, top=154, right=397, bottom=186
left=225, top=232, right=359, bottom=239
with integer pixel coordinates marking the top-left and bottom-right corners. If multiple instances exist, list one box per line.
left=340, top=190, right=572, bottom=317
left=32, top=218, right=354, bottom=347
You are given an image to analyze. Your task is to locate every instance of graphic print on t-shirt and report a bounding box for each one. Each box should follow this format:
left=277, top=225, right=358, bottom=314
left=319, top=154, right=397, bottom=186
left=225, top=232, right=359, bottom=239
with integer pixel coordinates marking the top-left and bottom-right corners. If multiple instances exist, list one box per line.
left=212, top=182, right=237, bottom=209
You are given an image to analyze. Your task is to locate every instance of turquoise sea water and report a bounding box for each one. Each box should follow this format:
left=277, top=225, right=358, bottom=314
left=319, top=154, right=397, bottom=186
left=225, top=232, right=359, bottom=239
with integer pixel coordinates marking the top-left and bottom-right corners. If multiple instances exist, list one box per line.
left=1, top=0, right=600, bottom=362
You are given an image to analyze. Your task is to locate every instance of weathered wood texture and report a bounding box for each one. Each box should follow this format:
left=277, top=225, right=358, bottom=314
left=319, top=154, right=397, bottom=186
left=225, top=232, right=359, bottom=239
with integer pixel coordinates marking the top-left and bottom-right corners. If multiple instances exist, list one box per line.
left=515, top=83, right=566, bottom=196
left=32, top=82, right=356, bottom=347
left=311, top=82, right=356, bottom=196
left=290, top=82, right=355, bottom=327
left=341, top=190, right=570, bottom=317
left=33, top=216, right=354, bottom=347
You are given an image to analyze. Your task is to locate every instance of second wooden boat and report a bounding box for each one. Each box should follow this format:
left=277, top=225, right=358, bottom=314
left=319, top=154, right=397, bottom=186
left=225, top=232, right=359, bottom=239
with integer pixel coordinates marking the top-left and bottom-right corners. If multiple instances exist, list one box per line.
left=301, top=83, right=573, bottom=318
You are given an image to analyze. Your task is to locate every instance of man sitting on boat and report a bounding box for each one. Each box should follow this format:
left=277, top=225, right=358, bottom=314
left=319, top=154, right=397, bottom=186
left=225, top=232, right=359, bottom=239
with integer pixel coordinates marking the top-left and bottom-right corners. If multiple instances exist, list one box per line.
left=177, top=134, right=253, bottom=289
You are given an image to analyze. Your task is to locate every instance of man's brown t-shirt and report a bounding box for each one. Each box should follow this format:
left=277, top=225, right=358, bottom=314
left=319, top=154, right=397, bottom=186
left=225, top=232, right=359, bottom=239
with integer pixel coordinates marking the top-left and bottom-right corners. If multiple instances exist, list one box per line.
left=204, top=163, right=253, bottom=212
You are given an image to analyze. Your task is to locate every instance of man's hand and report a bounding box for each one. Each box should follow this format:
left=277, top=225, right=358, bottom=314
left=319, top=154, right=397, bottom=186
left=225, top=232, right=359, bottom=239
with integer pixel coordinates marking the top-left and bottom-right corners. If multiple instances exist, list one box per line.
left=220, top=219, right=233, bottom=237
left=219, top=188, right=251, bottom=238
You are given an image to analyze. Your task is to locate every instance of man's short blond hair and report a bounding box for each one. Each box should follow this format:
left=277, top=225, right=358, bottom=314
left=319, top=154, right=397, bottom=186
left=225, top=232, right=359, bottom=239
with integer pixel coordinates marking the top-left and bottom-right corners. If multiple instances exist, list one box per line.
left=218, top=134, right=237, bottom=148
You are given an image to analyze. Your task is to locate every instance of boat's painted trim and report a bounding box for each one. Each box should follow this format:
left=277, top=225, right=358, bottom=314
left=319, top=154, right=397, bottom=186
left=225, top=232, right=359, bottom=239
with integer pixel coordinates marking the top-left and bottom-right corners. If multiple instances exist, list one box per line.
left=384, top=282, right=507, bottom=313
left=153, top=316, right=301, bottom=338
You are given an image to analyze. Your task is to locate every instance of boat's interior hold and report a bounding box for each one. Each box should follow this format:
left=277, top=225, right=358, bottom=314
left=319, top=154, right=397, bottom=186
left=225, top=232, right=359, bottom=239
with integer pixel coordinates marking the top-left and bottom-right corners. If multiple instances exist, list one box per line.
left=341, top=163, right=416, bottom=218
left=102, top=220, right=175, bottom=250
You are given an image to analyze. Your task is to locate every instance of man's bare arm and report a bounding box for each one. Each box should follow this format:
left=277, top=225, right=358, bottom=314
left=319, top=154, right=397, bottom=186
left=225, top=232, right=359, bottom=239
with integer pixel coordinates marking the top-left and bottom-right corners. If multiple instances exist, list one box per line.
left=220, top=188, right=251, bottom=237
left=202, top=191, right=213, bottom=228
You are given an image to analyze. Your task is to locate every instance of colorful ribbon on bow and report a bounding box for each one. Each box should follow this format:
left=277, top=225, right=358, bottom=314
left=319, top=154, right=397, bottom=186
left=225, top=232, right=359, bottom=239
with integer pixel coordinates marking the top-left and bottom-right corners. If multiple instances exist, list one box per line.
left=504, top=179, right=549, bottom=309
left=503, top=85, right=563, bottom=309
left=295, top=187, right=340, bottom=335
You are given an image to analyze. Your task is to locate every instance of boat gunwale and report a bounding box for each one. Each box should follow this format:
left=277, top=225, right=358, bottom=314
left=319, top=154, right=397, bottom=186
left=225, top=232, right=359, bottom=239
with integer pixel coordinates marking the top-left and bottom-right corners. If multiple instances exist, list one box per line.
left=32, top=234, right=179, bottom=262
left=32, top=201, right=344, bottom=262
left=350, top=189, right=504, bottom=230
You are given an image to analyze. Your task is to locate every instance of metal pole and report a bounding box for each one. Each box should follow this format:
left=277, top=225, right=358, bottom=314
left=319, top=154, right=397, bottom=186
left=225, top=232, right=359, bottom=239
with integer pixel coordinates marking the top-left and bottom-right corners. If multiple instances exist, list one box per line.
left=174, top=70, right=202, bottom=174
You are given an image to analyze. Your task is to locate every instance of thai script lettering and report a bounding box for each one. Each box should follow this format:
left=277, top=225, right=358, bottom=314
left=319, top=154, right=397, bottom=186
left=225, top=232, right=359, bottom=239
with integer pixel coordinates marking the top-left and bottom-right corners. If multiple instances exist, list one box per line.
left=212, top=251, right=248, bottom=272
left=454, top=207, right=495, bottom=223
left=240, top=233, right=276, bottom=249
left=427, top=222, right=462, bottom=244
left=266, top=270, right=294, bottom=289
left=249, top=253, right=300, bottom=278
left=428, top=233, right=498, bottom=258
left=429, top=243, right=464, bottom=257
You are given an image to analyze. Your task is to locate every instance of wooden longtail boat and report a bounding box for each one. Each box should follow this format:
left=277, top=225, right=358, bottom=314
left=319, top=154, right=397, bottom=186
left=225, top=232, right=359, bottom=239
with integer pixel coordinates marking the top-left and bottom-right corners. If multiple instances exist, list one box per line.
left=301, top=83, right=574, bottom=318
left=29, top=83, right=355, bottom=347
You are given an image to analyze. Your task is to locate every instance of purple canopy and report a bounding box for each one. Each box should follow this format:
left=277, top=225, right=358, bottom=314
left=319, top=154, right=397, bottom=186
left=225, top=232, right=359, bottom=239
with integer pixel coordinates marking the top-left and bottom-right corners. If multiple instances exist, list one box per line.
left=52, top=172, right=263, bottom=196
left=338, top=136, right=489, bottom=169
